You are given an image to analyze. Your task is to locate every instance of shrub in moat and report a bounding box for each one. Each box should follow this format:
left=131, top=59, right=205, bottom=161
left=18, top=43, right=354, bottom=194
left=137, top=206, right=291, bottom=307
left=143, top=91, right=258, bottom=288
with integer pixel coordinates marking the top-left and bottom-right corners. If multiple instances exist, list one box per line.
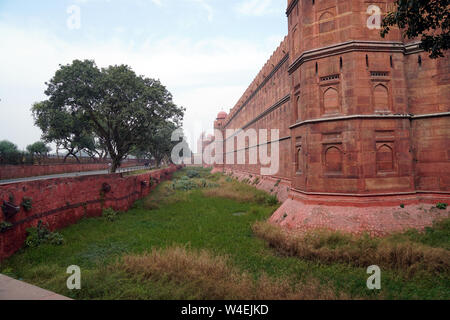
left=25, top=220, right=64, bottom=247
left=103, top=207, right=118, bottom=222
left=0, top=221, right=13, bottom=233
left=436, top=203, right=448, bottom=210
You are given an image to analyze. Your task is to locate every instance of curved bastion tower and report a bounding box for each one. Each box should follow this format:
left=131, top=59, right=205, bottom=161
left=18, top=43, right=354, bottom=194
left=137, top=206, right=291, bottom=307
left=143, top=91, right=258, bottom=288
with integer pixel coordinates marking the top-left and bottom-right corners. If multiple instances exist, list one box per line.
left=211, top=0, right=449, bottom=214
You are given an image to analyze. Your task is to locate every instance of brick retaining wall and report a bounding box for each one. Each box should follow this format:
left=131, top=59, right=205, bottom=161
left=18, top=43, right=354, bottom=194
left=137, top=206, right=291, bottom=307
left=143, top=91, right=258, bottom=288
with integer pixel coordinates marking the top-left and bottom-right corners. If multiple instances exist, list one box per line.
left=0, top=165, right=183, bottom=260
left=0, top=160, right=143, bottom=181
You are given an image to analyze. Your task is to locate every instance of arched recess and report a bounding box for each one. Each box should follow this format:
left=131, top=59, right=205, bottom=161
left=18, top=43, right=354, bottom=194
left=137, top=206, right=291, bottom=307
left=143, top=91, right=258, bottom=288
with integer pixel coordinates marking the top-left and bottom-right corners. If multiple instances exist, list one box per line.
left=296, top=96, right=301, bottom=121
left=376, top=144, right=394, bottom=172
left=292, top=28, right=299, bottom=56
left=373, top=84, right=389, bottom=111
left=323, top=87, right=339, bottom=114
left=297, top=147, right=304, bottom=174
left=324, top=146, right=343, bottom=173
left=319, top=12, right=335, bottom=33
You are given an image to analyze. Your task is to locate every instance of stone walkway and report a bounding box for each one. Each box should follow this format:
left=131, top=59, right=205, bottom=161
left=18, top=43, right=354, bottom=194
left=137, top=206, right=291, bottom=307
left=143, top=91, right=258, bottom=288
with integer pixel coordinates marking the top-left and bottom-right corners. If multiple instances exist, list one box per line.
left=0, top=274, right=72, bottom=300
left=0, top=166, right=148, bottom=185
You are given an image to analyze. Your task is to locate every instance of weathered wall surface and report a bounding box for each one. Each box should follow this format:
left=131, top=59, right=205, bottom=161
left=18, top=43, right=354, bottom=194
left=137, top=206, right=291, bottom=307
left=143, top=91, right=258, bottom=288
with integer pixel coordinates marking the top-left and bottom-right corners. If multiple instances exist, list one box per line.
left=212, top=0, right=449, bottom=206
left=217, top=37, right=293, bottom=181
left=0, top=165, right=182, bottom=260
left=0, top=160, right=143, bottom=181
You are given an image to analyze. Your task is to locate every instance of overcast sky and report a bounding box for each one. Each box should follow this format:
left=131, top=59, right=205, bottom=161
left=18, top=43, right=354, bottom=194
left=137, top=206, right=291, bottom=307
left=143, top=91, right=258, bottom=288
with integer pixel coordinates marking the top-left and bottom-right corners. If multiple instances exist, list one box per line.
left=0, top=0, right=287, bottom=152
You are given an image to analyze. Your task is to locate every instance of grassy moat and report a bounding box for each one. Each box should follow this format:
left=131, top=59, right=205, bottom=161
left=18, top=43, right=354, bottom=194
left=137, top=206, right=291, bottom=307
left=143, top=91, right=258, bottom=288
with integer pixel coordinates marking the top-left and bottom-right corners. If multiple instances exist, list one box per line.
left=1, top=167, right=449, bottom=300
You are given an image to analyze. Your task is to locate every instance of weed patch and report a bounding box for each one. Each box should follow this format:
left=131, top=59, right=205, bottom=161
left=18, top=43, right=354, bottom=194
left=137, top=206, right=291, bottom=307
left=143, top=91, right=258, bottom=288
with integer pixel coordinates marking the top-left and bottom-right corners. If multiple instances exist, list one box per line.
left=116, top=246, right=345, bottom=300
left=253, top=221, right=450, bottom=277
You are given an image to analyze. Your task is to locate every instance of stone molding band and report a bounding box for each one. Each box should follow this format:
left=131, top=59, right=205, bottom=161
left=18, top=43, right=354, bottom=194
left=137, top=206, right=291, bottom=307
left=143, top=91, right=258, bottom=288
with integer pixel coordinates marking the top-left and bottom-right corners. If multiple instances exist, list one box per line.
left=290, top=112, right=450, bottom=129
left=223, top=136, right=291, bottom=155
left=288, top=40, right=424, bottom=74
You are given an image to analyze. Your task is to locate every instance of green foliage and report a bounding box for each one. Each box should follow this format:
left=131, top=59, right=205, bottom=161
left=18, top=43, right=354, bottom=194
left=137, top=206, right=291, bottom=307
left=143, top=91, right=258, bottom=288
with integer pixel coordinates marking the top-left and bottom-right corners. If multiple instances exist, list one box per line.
left=26, top=141, right=51, bottom=156
left=275, top=179, right=281, bottom=187
left=172, top=176, right=198, bottom=191
left=103, top=208, right=118, bottom=222
left=32, top=101, right=102, bottom=163
left=37, top=59, right=185, bottom=172
left=1, top=170, right=449, bottom=300
left=0, top=267, right=16, bottom=278
left=265, top=195, right=279, bottom=206
left=395, top=219, right=450, bottom=250
left=0, top=221, right=13, bottom=233
left=436, top=203, right=448, bottom=210
left=0, top=140, right=24, bottom=165
left=400, top=204, right=405, bottom=209
left=381, top=0, right=450, bottom=58
left=25, top=221, right=64, bottom=247
left=186, top=169, right=200, bottom=178
left=21, top=197, right=33, bottom=212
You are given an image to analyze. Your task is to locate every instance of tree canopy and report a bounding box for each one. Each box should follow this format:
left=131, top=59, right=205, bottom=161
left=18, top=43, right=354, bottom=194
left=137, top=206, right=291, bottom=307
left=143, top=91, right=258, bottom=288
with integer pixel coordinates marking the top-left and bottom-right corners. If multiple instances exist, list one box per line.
left=0, top=140, right=21, bottom=164
left=32, top=101, right=97, bottom=162
left=381, top=0, right=450, bottom=58
left=35, top=60, right=185, bottom=172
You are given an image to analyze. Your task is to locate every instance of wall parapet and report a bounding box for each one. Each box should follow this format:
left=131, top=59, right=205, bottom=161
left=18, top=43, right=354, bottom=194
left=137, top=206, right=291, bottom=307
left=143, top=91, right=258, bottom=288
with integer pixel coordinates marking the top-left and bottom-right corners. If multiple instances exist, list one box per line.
left=0, top=161, right=143, bottom=181
left=223, top=37, right=289, bottom=128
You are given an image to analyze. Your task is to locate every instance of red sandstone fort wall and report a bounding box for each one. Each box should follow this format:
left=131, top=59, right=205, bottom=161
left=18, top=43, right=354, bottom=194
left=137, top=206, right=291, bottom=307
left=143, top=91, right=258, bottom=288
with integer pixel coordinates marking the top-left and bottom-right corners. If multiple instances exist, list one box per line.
left=219, top=37, right=292, bottom=181
left=213, top=0, right=449, bottom=203
left=0, top=165, right=182, bottom=260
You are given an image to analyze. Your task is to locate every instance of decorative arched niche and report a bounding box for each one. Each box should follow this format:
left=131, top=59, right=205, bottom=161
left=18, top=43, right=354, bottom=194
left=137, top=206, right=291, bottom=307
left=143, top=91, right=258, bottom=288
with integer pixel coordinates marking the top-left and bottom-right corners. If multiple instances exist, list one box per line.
left=296, top=95, right=301, bottom=121
left=373, top=83, right=390, bottom=112
left=324, top=145, right=343, bottom=174
left=323, top=87, right=340, bottom=115
left=376, top=143, right=395, bottom=173
left=296, top=147, right=304, bottom=174
left=292, top=28, right=299, bottom=56
left=319, top=12, right=335, bottom=33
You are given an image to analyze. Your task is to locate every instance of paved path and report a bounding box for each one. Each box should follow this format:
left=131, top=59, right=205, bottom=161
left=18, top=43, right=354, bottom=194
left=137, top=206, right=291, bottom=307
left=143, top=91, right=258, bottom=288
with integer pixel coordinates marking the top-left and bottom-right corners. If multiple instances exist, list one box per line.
left=0, top=166, right=149, bottom=185
left=0, top=274, right=72, bottom=300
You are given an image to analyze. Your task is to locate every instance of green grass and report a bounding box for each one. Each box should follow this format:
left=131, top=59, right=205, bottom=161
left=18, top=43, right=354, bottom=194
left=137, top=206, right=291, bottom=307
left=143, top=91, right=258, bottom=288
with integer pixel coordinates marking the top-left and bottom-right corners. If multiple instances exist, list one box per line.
left=0, top=167, right=449, bottom=300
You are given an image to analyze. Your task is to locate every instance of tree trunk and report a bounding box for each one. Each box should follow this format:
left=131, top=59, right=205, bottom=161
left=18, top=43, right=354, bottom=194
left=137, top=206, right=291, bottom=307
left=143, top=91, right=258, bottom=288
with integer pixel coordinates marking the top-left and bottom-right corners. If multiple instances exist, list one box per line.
left=111, top=158, right=121, bottom=173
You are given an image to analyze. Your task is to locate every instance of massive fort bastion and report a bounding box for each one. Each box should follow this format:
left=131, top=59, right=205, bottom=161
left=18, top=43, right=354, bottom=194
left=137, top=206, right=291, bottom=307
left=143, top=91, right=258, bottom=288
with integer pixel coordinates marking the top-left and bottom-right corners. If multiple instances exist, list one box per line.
left=209, top=0, right=449, bottom=232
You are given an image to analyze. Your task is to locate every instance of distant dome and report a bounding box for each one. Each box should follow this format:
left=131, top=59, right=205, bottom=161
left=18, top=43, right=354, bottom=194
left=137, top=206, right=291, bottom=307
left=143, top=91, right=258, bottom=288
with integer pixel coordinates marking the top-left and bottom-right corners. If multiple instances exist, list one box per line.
left=217, top=111, right=227, bottom=120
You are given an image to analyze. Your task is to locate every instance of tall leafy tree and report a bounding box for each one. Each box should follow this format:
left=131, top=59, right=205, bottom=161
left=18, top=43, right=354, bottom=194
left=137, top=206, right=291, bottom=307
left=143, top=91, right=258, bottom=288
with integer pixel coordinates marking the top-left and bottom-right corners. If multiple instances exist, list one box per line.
left=32, top=101, right=97, bottom=162
left=38, top=60, right=184, bottom=172
left=0, top=140, right=21, bottom=164
left=26, top=141, right=51, bottom=164
left=134, top=122, right=190, bottom=168
left=381, top=0, right=450, bottom=58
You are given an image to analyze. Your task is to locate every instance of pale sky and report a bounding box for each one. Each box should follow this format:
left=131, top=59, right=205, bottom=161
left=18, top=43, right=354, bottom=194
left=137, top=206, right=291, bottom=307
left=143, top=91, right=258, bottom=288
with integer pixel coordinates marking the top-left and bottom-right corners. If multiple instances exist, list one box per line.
left=0, top=0, right=287, bottom=152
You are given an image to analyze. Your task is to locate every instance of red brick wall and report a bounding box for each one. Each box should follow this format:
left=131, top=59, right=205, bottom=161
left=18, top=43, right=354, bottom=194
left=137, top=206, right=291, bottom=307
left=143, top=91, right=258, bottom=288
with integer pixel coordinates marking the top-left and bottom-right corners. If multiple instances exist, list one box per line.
left=0, top=165, right=182, bottom=260
left=0, top=161, right=143, bottom=181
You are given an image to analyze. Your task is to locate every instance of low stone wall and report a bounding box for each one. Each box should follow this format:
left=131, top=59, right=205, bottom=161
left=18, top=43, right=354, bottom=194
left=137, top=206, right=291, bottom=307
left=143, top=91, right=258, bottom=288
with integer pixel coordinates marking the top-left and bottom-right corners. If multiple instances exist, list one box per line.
left=0, top=165, right=183, bottom=260
left=220, top=168, right=449, bottom=236
left=220, top=168, right=292, bottom=203
left=0, top=161, right=143, bottom=181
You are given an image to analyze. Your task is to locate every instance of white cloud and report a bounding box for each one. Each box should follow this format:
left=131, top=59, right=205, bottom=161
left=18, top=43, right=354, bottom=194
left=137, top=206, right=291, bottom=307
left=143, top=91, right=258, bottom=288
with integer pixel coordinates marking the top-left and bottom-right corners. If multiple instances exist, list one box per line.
left=0, top=23, right=280, bottom=150
left=151, top=0, right=162, bottom=6
left=235, top=0, right=280, bottom=16
left=189, top=0, right=214, bottom=22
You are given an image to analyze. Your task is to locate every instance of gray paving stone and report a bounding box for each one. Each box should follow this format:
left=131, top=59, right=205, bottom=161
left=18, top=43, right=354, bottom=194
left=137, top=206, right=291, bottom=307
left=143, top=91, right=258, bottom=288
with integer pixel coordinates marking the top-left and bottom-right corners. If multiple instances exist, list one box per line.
left=0, top=274, right=72, bottom=300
